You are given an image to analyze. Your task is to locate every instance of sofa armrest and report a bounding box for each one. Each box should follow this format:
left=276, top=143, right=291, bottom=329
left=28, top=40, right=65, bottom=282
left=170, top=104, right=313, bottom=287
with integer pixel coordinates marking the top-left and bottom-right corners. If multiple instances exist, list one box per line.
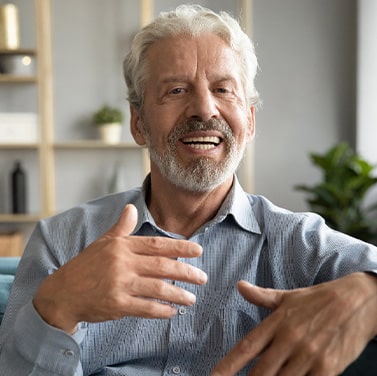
left=0, top=257, right=20, bottom=324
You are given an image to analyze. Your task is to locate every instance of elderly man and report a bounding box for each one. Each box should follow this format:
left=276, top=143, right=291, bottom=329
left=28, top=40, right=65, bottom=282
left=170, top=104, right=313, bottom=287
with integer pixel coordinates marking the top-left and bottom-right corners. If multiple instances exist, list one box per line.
left=1, top=4, right=377, bottom=376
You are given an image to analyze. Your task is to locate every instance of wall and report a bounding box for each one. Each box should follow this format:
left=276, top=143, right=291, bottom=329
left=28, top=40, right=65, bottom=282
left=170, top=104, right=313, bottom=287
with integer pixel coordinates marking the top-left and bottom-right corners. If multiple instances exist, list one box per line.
left=357, top=0, right=377, bottom=207
left=0, top=0, right=358, bottom=217
left=357, top=0, right=377, bottom=163
left=252, top=0, right=357, bottom=211
left=51, top=0, right=144, bottom=211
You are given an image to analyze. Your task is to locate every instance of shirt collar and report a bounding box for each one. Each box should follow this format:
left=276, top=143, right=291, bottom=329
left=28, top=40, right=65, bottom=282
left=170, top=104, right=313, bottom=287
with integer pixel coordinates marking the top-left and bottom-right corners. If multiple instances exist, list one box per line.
left=210, top=176, right=261, bottom=234
left=131, top=174, right=157, bottom=234
left=132, top=174, right=261, bottom=235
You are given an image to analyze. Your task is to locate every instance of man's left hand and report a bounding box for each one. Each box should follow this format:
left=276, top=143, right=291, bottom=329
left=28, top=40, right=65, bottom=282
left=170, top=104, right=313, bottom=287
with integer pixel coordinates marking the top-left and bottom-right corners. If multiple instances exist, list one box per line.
left=211, top=272, right=377, bottom=376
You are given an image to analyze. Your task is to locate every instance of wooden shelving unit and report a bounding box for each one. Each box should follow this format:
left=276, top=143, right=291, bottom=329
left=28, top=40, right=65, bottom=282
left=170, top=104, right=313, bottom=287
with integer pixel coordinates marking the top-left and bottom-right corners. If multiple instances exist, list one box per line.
left=0, top=0, right=152, bottom=256
left=0, top=49, right=37, bottom=82
left=0, top=214, right=41, bottom=223
left=0, top=75, right=37, bottom=83
left=54, top=141, right=141, bottom=149
left=0, top=0, right=54, bottom=225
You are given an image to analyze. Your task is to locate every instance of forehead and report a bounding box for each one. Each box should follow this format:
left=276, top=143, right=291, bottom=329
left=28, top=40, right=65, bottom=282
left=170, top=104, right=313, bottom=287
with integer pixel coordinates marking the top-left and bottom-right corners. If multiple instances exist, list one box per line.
left=144, top=33, right=241, bottom=80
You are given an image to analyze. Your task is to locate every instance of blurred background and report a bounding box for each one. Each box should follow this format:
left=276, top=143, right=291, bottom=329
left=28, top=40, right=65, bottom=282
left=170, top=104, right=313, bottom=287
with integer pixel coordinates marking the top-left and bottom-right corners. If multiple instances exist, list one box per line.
left=0, top=0, right=376, bottom=250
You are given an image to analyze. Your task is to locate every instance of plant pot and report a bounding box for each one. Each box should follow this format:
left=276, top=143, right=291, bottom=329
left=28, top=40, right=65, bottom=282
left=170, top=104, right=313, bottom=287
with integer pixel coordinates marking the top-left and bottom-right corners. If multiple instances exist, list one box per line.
left=97, top=123, right=122, bottom=144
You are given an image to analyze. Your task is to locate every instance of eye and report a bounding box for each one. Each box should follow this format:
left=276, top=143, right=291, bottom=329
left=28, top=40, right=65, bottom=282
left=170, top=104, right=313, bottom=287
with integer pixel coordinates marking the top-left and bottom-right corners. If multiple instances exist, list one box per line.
left=169, top=87, right=185, bottom=95
left=215, top=87, right=229, bottom=94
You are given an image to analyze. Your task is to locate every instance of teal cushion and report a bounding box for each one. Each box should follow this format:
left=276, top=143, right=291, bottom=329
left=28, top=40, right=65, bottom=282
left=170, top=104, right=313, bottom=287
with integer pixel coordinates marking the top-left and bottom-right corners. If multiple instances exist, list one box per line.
left=0, top=257, right=20, bottom=275
left=0, top=274, right=15, bottom=323
left=0, top=257, right=20, bottom=323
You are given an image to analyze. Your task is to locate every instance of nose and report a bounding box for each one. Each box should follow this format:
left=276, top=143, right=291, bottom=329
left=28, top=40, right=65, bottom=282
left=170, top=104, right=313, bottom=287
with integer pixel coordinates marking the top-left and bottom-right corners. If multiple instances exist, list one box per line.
left=185, top=88, right=220, bottom=121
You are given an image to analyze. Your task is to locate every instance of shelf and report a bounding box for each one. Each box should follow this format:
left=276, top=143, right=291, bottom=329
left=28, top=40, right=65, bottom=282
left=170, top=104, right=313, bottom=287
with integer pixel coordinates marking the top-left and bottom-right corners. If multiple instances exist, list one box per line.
left=0, top=214, right=41, bottom=223
left=0, top=143, right=39, bottom=149
left=0, top=49, right=36, bottom=56
left=0, top=75, right=37, bottom=83
left=0, top=49, right=37, bottom=82
left=0, top=0, right=55, bottom=254
left=54, top=140, right=140, bottom=149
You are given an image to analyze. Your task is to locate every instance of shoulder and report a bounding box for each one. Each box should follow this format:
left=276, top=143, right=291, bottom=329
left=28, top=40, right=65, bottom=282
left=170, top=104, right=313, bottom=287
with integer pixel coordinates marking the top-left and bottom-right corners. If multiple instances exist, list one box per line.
left=246, top=194, right=326, bottom=235
left=37, top=188, right=142, bottom=257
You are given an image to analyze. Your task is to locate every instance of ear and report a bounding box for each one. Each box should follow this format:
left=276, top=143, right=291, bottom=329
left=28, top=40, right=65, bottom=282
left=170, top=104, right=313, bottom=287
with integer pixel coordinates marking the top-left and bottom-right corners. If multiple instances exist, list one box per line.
left=130, top=105, right=146, bottom=146
left=246, top=106, right=256, bottom=142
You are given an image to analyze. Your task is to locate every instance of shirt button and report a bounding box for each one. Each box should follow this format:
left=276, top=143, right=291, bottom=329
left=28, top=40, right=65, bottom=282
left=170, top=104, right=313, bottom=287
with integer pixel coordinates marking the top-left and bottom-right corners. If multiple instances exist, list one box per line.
left=172, top=365, right=181, bottom=374
left=178, top=307, right=187, bottom=315
left=63, top=349, right=75, bottom=357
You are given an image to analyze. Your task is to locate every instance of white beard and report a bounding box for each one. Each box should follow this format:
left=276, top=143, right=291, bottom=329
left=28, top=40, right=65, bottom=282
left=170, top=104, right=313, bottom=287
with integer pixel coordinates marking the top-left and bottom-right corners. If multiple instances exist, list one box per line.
left=144, top=119, right=246, bottom=192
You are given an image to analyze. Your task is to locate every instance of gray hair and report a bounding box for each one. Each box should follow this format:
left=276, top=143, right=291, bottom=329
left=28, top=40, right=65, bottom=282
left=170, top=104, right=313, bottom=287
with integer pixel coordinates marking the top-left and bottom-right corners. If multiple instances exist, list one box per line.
left=123, top=4, right=259, bottom=110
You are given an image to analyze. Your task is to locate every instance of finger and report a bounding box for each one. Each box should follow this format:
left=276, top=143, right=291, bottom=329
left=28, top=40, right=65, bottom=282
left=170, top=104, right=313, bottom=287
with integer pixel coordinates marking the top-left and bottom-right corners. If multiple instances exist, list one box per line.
left=130, top=235, right=204, bottom=260
left=125, top=298, right=178, bottom=319
left=238, top=280, right=283, bottom=310
left=108, top=295, right=178, bottom=320
left=128, top=277, right=197, bottom=306
left=211, top=322, right=275, bottom=376
left=212, top=296, right=283, bottom=376
left=137, top=255, right=207, bottom=285
left=109, top=204, right=138, bottom=237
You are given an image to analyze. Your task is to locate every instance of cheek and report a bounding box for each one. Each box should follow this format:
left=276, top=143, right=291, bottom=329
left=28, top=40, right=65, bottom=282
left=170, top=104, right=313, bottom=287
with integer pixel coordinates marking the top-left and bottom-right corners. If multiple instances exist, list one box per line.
left=229, top=114, right=252, bottom=141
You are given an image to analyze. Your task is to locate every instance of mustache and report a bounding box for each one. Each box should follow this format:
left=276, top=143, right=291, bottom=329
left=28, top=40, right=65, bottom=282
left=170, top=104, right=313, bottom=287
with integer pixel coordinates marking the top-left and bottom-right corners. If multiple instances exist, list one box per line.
left=168, top=118, right=233, bottom=142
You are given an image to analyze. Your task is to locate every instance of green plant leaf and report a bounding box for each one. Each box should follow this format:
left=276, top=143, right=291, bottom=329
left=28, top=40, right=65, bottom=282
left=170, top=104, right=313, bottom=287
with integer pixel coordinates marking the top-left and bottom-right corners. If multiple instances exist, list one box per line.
left=295, top=142, right=377, bottom=243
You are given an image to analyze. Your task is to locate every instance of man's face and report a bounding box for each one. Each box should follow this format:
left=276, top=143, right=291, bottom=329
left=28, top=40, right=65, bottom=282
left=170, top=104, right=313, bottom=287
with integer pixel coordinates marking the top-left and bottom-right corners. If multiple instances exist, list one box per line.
left=131, top=33, right=255, bottom=192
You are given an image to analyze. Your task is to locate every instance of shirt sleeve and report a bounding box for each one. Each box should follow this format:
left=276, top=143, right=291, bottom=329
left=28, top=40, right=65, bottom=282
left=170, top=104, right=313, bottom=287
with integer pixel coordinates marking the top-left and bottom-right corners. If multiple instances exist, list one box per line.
left=0, top=219, right=88, bottom=376
left=295, top=212, right=377, bottom=284
left=0, top=301, right=86, bottom=376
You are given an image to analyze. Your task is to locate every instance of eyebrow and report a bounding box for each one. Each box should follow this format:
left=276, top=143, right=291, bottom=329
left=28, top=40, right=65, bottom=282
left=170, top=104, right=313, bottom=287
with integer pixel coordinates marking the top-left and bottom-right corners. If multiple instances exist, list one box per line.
left=158, top=75, right=191, bottom=85
left=159, top=74, right=237, bottom=84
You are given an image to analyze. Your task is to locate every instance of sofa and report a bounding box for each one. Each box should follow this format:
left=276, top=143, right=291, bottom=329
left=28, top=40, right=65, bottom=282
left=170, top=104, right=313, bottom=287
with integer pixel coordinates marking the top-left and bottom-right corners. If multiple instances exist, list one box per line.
left=0, top=257, right=20, bottom=324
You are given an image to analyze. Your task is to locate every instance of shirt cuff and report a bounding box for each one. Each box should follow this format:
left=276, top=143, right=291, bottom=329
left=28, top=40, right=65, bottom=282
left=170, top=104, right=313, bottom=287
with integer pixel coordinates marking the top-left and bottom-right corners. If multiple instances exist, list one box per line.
left=14, top=301, right=86, bottom=375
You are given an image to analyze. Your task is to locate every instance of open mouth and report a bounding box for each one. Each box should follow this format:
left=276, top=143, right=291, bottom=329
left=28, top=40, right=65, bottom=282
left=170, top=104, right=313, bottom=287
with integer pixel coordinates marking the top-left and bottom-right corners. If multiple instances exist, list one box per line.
left=181, top=136, right=222, bottom=150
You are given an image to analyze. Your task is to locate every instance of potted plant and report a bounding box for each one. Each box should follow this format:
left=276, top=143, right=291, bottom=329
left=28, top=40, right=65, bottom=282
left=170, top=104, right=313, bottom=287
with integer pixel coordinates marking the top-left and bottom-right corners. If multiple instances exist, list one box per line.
left=93, top=105, right=124, bottom=144
left=295, top=142, right=377, bottom=243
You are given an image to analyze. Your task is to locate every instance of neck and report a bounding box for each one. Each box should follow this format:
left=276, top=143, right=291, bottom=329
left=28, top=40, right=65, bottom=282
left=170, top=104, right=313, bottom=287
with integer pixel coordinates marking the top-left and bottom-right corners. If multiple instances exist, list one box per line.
left=147, top=170, right=234, bottom=238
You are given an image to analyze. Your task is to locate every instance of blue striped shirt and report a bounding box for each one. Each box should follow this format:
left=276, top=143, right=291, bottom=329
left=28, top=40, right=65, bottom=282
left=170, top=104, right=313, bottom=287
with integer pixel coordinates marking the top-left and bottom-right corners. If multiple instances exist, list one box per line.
left=1, top=176, right=376, bottom=376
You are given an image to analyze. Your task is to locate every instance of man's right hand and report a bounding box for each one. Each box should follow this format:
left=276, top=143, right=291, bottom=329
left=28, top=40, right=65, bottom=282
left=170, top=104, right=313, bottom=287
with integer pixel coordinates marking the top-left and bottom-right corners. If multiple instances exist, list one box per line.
left=33, top=204, right=207, bottom=334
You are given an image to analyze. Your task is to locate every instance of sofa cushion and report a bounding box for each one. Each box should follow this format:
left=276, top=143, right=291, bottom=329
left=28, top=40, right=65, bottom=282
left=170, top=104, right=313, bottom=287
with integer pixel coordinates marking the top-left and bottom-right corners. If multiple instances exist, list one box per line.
left=0, top=274, right=15, bottom=323
left=0, top=257, right=20, bottom=324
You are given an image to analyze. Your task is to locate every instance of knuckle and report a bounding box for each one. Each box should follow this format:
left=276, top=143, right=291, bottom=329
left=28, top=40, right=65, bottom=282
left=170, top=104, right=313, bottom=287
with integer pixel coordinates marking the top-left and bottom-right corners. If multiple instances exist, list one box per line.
left=313, top=355, right=337, bottom=375
left=151, top=256, right=168, bottom=272
left=300, top=339, right=320, bottom=358
left=284, top=326, right=303, bottom=345
left=151, top=279, right=168, bottom=297
left=237, top=335, right=254, bottom=355
left=125, top=275, right=139, bottom=295
left=148, top=236, right=165, bottom=250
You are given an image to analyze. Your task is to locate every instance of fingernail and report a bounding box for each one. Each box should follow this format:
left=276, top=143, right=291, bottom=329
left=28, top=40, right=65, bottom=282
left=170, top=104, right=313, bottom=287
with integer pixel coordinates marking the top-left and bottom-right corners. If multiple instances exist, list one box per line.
left=199, top=271, right=208, bottom=284
left=186, top=291, right=196, bottom=305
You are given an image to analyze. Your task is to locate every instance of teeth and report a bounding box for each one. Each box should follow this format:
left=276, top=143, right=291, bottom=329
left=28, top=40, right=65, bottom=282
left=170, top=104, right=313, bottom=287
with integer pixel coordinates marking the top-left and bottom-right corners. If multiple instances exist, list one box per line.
left=189, top=143, right=217, bottom=150
left=182, top=136, right=221, bottom=144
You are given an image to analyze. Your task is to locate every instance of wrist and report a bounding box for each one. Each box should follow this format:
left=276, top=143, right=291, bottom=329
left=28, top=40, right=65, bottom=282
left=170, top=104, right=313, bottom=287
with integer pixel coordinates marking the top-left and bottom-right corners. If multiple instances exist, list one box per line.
left=33, top=280, right=79, bottom=334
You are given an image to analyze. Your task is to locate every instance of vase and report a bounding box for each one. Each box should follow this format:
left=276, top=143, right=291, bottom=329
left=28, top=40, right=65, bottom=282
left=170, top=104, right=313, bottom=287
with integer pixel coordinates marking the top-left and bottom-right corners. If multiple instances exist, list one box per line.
left=98, top=123, right=122, bottom=144
left=0, top=4, right=20, bottom=50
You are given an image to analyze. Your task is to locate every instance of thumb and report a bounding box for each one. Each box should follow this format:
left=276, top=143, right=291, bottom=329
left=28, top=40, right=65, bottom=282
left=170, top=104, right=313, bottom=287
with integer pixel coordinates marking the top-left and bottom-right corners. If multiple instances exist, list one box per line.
left=109, top=204, right=138, bottom=237
left=237, top=280, right=284, bottom=311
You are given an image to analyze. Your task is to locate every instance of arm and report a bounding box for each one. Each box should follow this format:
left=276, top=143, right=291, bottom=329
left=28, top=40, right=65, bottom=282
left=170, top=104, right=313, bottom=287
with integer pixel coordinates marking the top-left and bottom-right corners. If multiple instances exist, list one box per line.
left=212, top=273, right=377, bottom=376
left=0, top=302, right=85, bottom=376
left=0, top=204, right=207, bottom=375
